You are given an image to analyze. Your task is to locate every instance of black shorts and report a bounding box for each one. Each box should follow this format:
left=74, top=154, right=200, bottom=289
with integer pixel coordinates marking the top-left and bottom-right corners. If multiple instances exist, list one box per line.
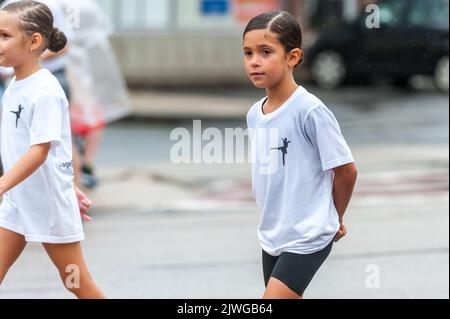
left=262, top=240, right=333, bottom=297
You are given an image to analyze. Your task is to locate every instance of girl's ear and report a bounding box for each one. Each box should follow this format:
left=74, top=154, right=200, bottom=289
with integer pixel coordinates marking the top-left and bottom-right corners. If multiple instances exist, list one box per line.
left=30, top=32, right=44, bottom=53
left=287, top=48, right=302, bottom=69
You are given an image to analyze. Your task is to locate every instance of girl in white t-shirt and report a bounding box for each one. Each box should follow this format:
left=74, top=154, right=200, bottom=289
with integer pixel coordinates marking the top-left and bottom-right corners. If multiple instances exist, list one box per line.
left=244, top=11, right=358, bottom=299
left=0, top=1, right=104, bottom=298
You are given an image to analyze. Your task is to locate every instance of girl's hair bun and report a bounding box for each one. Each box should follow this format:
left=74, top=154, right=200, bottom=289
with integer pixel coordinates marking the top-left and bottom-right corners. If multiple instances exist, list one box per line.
left=48, top=27, right=67, bottom=53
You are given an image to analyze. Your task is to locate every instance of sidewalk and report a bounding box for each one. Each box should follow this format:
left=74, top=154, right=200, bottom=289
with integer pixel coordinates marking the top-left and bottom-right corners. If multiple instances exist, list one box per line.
left=127, top=83, right=439, bottom=120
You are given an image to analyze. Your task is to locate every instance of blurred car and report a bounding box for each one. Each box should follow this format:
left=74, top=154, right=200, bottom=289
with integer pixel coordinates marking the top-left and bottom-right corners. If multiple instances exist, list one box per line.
left=307, top=0, right=449, bottom=92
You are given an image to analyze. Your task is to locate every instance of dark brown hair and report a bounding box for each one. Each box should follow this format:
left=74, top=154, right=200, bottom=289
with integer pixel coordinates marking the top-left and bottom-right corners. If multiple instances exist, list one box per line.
left=3, top=0, right=67, bottom=53
left=243, top=10, right=304, bottom=67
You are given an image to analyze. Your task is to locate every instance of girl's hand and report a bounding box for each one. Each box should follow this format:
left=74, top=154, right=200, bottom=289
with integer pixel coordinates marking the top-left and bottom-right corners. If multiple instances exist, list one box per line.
left=334, top=221, right=347, bottom=242
left=75, top=186, right=92, bottom=221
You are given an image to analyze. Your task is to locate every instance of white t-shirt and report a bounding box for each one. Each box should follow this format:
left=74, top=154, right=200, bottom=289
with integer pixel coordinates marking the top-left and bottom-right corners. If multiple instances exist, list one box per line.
left=0, top=69, right=84, bottom=243
left=247, top=86, right=354, bottom=256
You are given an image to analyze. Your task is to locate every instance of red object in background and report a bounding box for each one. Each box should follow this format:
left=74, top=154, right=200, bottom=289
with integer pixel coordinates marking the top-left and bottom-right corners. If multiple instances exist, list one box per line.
left=70, top=101, right=106, bottom=136
left=233, top=0, right=281, bottom=23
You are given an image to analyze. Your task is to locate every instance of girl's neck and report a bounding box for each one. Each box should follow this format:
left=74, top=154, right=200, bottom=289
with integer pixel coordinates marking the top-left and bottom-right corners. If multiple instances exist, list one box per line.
left=14, top=60, right=41, bottom=81
left=264, top=76, right=299, bottom=114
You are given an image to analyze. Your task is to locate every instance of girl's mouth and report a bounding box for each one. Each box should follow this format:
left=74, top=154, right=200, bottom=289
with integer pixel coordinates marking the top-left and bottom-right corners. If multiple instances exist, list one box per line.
left=250, top=72, right=265, bottom=77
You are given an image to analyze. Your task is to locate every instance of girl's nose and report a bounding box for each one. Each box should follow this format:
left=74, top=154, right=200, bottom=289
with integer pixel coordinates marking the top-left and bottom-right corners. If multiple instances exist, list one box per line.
left=251, top=56, right=261, bottom=68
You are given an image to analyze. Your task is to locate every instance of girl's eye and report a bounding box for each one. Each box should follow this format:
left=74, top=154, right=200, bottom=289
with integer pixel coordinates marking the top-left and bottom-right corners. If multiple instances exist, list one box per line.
left=244, top=51, right=252, bottom=56
left=263, top=50, right=272, bottom=55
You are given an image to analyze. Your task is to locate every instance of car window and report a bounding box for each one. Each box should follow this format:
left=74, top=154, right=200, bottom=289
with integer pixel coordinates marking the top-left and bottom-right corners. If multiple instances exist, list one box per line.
left=406, top=0, right=449, bottom=30
left=379, top=0, right=409, bottom=27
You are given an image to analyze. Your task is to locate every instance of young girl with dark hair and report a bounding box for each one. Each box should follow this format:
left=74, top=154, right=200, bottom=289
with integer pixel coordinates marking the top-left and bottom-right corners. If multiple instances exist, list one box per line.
left=244, top=11, right=358, bottom=299
left=0, top=0, right=104, bottom=298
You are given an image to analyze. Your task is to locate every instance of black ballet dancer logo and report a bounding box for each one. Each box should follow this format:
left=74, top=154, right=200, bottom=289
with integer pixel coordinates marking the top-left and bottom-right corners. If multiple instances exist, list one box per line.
left=271, top=138, right=291, bottom=166
left=11, top=104, right=24, bottom=128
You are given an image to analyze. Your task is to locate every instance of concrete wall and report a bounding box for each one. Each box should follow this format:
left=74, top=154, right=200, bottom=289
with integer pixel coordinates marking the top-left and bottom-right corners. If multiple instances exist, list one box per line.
left=110, top=32, right=248, bottom=87
left=105, top=0, right=366, bottom=87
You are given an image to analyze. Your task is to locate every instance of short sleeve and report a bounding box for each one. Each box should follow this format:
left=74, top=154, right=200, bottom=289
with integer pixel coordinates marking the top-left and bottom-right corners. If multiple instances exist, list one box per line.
left=304, top=105, right=354, bottom=171
left=29, top=93, right=65, bottom=146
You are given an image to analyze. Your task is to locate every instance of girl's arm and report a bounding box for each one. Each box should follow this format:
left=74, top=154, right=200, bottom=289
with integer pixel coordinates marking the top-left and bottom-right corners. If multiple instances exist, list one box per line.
left=40, top=46, right=68, bottom=61
left=333, top=163, right=358, bottom=242
left=0, top=143, right=93, bottom=221
left=0, top=143, right=51, bottom=196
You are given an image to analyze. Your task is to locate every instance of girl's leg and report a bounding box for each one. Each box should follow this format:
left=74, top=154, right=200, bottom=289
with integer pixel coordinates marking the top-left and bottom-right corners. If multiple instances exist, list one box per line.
left=263, top=243, right=333, bottom=299
left=82, top=129, right=103, bottom=166
left=43, top=241, right=105, bottom=299
left=263, top=277, right=303, bottom=299
left=80, top=129, right=103, bottom=188
left=0, top=228, right=27, bottom=284
left=262, top=251, right=301, bottom=299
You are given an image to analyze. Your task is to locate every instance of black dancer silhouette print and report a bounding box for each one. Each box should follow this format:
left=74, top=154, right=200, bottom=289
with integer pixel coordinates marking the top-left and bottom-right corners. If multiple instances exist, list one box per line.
left=11, top=104, right=24, bottom=128
left=271, top=138, right=291, bottom=166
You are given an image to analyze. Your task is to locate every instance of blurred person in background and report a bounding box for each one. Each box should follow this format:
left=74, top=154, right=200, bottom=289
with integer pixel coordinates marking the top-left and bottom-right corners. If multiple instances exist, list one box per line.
left=61, top=0, right=130, bottom=189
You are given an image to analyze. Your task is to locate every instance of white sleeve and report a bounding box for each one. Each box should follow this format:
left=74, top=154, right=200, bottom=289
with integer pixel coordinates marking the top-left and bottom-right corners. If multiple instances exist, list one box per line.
left=29, top=93, right=65, bottom=146
left=304, top=105, right=354, bottom=171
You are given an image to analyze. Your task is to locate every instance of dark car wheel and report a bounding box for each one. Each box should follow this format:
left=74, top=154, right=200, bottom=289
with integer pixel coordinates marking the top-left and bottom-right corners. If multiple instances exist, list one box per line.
left=435, top=55, right=449, bottom=93
left=311, top=51, right=347, bottom=89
